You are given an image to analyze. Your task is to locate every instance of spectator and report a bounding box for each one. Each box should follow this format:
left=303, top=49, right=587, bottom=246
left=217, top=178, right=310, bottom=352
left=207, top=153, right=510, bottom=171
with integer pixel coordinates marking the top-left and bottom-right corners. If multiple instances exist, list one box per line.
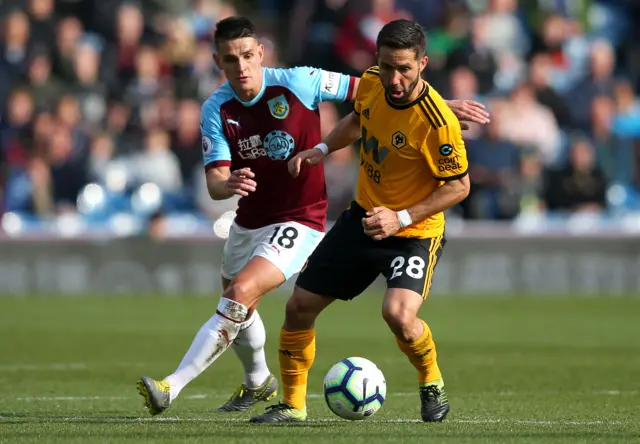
left=133, top=129, right=182, bottom=191
left=498, top=81, right=561, bottom=165
left=27, top=0, right=56, bottom=48
left=528, top=52, right=572, bottom=129
left=1, top=9, right=31, bottom=79
left=465, top=110, right=520, bottom=219
left=566, top=39, right=617, bottom=131
left=22, top=49, right=63, bottom=111
left=171, top=99, right=203, bottom=186
left=52, top=16, right=83, bottom=83
left=71, top=38, right=108, bottom=128
left=543, top=137, right=608, bottom=213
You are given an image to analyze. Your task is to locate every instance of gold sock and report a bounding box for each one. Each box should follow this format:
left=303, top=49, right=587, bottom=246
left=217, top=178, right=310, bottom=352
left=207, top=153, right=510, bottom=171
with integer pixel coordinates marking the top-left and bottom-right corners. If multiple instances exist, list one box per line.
left=279, top=328, right=315, bottom=410
left=395, top=320, right=441, bottom=384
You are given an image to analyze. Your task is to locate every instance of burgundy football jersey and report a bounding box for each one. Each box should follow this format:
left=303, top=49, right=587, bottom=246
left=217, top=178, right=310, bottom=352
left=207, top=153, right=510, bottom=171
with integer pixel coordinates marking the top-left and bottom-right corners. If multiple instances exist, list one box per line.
left=201, top=67, right=355, bottom=232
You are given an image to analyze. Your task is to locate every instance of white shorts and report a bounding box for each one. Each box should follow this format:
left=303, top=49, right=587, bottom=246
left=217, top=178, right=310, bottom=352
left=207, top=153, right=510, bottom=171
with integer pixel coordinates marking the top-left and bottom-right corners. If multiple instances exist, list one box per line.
left=221, top=220, right=324, bottom=281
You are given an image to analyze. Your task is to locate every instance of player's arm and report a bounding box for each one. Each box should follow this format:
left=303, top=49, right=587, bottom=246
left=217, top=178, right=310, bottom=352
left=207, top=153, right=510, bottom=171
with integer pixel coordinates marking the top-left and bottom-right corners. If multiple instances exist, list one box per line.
left=288, top=111, right=360, bottom=178
left=399, top=174, right=470, bottom=224
left=363, top=120, right=470, bottom=240
left=363, top=175, right=470, bottom=241
left=205, top=166, right=256, bottom=200
left=443, top=99, right=490, bottom=129
left=400, top=121, right=471, bottom=222
left=201, top=99, right=256, bottom=200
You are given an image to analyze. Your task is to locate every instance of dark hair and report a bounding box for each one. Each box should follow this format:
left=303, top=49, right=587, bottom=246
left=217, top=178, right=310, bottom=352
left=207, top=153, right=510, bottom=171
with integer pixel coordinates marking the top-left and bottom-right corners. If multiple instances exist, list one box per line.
left=376, top=19, right=427, bottom=58
left=213, top=16, right=257, bottom=47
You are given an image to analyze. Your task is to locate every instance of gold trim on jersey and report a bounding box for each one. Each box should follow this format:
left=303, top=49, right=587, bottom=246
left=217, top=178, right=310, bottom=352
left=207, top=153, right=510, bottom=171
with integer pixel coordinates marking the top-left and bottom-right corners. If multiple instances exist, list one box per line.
left=421, top=234, right=443, bottom=299
left=417, top=94, right=448, bottom=129
left=364, top=67, right=380, bottom=76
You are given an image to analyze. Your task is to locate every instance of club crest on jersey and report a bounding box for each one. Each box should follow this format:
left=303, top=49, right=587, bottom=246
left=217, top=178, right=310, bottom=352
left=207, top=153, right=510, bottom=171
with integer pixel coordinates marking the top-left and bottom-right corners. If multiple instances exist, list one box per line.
left=392, top=131, right=406, bottom=149
left=264, top=130, right=295, bottom=160
left=267, top=95, right=290, bottom=119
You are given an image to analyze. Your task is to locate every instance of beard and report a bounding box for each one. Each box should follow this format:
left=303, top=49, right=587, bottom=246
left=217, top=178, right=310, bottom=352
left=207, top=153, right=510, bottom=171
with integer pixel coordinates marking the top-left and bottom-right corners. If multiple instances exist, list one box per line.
left=384, top=75, right=422, bottom=104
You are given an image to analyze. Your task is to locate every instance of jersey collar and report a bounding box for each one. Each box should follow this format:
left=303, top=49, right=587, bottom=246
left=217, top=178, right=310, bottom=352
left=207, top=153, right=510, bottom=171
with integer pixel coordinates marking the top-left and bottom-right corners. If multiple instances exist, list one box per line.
left=233, top=67, right=267, bottom=107
left=385, top=80, right=429, bottom=110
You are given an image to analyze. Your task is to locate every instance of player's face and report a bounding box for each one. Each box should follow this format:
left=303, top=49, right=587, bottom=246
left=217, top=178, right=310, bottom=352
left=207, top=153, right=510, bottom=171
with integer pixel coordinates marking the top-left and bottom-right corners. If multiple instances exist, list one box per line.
left=377, top=46, right=428, bottom=104
left=214, top=37, right=264, bottom=99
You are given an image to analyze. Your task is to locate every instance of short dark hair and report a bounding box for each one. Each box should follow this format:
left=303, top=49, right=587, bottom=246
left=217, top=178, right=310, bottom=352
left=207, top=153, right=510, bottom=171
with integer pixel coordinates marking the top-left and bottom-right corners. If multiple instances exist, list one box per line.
left=213, top=16, right=257, bottom=47
left=376, top=20, right=426, bottom=58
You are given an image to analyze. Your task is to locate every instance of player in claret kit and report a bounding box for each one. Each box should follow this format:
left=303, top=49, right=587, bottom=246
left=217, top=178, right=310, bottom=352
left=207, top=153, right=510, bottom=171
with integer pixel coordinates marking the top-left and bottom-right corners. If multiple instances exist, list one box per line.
left=137, top=16, right=489, bottom=416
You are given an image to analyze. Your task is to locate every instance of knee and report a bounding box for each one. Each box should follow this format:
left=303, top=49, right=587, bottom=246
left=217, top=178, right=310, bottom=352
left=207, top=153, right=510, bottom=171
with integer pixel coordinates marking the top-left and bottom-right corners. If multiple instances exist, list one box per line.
left=382, top=305, right=415, bottom=340
left=284, top=290, right=319, bottom=331
left=223, top=279, right=258, bottom=307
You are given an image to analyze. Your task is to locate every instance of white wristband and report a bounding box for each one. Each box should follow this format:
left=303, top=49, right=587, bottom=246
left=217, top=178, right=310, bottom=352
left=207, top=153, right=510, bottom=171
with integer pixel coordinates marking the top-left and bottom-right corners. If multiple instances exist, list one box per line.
left=397, top=209, right=413, bottom=228
left=315, top=143, right=329, bottom=156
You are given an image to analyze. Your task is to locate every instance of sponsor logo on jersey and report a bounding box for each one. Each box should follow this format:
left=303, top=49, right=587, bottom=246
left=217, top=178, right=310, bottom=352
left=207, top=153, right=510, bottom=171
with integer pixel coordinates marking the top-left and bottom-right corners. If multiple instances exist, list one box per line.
left=438, top=155, right=463, bottom=173
left=202, top=135, right=213, bottom=153
left=267, top=95, right=290, bottom=119
left=226, top=118, right=241, bottom=127
left=321, top=70, right=340, bottom=96
left=439, top=144, right=453, bottom=156
left=238, top=134, right=266, bottom=160
left=264, top=130, right=295, bottom=160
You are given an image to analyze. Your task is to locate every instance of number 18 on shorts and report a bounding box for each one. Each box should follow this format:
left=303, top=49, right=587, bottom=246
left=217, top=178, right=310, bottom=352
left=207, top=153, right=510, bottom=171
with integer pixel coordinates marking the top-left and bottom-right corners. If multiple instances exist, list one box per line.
left=221, top=221, right=325, bottom=281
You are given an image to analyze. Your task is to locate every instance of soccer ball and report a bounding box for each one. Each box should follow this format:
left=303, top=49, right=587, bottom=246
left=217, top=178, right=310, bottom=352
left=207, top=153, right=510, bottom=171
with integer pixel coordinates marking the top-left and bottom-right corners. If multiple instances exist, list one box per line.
left=323, top=357, right=386, bottom=420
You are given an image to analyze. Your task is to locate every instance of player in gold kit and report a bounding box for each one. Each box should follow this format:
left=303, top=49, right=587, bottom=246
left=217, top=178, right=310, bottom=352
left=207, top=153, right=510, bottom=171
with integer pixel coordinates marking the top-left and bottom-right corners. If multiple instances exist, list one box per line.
left=250, top=19, right=471, bottom=423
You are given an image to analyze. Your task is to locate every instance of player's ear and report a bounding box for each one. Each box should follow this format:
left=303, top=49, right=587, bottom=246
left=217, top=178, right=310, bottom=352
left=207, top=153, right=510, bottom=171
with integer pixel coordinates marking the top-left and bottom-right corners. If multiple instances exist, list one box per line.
left=213, top=53, right=222, bottom=70
left=257, top=43, right=264, bottom=63
left=419, top=55, right=428, bottom=73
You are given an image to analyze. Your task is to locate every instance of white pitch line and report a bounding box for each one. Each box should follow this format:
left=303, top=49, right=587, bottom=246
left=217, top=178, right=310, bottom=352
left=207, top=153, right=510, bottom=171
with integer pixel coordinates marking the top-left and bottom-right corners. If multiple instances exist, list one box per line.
left=0, top=362, right=148, bottom=372
left=0, top=415, right=623, bottom=426
left=16, top=396, right=127, bottom=401
left=11, top=390, right=636, bottom=402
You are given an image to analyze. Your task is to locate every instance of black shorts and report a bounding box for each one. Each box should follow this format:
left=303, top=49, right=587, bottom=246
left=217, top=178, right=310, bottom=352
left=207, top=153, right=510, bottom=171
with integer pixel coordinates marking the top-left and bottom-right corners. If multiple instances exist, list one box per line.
left=296, top=202, right=446, bottom=301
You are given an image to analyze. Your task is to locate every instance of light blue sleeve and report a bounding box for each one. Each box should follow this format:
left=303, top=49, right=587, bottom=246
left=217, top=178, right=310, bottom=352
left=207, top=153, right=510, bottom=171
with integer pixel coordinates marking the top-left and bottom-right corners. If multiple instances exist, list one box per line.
left=201, top=94, right=232, bottom=168
left=265, top=67, right=352, bottom=110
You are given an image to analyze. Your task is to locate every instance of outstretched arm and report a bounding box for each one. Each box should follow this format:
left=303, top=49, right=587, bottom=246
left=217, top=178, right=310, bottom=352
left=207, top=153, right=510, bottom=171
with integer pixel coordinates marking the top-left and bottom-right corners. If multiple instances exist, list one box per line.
left=444, top=99, right=490, bottom=129
left=288, top=111, right=360, bottom=177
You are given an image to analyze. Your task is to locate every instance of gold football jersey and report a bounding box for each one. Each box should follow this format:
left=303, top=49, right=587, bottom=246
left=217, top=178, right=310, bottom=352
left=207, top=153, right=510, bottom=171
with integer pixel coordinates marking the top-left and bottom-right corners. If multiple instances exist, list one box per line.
left=354, top=66, right=468, bottom=239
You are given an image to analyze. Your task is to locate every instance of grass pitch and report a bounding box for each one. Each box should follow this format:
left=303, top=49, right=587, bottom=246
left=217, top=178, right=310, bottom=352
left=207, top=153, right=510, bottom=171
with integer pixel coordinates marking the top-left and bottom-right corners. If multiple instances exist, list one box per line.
left=0, top=293, right=639, bottom=443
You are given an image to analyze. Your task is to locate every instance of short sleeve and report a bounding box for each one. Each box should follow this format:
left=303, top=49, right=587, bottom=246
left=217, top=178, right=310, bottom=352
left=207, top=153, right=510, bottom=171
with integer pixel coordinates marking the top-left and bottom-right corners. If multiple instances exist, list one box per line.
left=422, top=119, right=469, bottom=181
left=268, top=67, right=355, bottom=110
left=354, top=67, right=381, bottom=115
left=201, top=97, right=232, bottom=170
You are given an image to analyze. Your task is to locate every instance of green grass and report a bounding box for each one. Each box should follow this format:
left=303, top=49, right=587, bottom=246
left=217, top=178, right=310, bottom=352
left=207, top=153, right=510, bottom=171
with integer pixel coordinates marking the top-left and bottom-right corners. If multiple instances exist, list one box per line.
left=0, top=294, right=639, bottom=443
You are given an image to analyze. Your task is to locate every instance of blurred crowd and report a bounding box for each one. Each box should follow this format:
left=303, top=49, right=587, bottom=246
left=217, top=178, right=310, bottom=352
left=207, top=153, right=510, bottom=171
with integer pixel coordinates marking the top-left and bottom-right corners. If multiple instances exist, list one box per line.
left=2, top=0, right=640, bottom=235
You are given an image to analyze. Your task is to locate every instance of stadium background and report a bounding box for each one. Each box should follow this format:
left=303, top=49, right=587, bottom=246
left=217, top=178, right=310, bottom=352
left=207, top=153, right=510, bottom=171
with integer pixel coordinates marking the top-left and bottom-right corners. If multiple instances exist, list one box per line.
left=2, top=0, right=640, bottom=232
left=1, top=0, right=640, bottom=295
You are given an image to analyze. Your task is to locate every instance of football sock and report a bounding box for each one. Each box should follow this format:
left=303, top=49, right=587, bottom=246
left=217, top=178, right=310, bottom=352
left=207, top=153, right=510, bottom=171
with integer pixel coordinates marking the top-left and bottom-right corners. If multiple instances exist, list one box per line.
left=395, top=319, right=442, bottom=384
left=232, top=310, right=271, bottom=388
left=279, top=328, right=315, bottom=410
left=165, top=300, right=246, bottom=401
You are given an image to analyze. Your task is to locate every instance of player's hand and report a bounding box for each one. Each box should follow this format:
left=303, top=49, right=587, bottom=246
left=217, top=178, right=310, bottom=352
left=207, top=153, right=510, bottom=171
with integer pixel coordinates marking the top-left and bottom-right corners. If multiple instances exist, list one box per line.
left=446, top=99, right=491, bottom=130
left=362, top=207, right=401, bottom=241
left=288, top=147, right=325, bottom=178
left=225, top=168, right=257, bottom=197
